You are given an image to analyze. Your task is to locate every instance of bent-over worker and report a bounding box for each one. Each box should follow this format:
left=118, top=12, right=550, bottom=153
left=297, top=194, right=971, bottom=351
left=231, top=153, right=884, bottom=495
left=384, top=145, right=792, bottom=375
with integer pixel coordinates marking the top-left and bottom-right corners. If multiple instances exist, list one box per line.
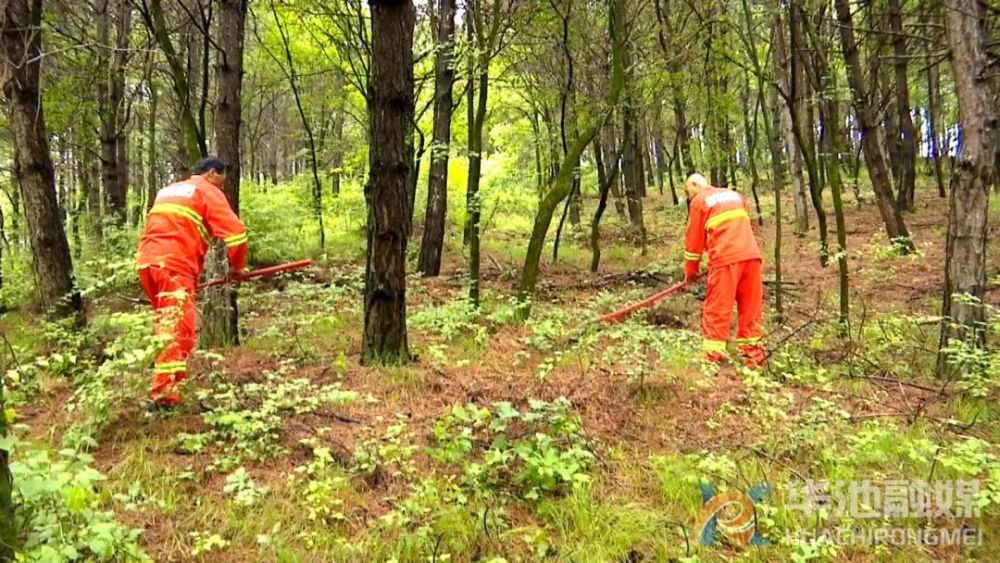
left=682, top=173, right=765, bottom=368
left=136, top=157, right=248, bottom=407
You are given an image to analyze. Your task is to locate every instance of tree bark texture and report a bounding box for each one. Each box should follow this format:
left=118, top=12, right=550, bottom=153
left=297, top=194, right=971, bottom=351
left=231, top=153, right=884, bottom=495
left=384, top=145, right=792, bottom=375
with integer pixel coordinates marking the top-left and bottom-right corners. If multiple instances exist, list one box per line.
left=362, top=0, right=414, bottom=365
left=2, top=0, right=82, bottom=317
left=418, top=0, right=456, bottom=277
left=940, top=0, right=992, bottom=350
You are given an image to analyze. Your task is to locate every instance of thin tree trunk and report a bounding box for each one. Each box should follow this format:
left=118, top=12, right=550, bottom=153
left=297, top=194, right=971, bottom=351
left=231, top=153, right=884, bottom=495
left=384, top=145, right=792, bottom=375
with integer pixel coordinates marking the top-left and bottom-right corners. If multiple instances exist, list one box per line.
left=787, top=6, right=828, bottom=264
left=463, top=19, right=476, bottom=246
left=146, top=79, right=158, bottom=211
left=621, top=22, right=646, bottom=252
left=774, top=13, right=808, bottom=235
left=927, top=55, right=946, bottom=198
left=139, top=0, right=205, bottom=161
left=888, top=0, right=917, bottom=211
left=2, top=0, right=82, bottom=318
left=652, top=134, right=664, bottom=196
left=816, top=46, right=850, bottom=331
left=531, top=110, right=544, bottom=197
left=653, top=0, right=695, bottom=175
left=269, top=0, right=325, bottom=248
left=69, top=139, right=83, bottom=257
left=132, top=110, right=144, bottom=226
left=834, top=0, right=915, bottom=251
left=739, top=78, right=763, bottom=225
left=0, top=361, right=12, bottom=559
left=766, top=85, right=785, bottom=322
left=591, top=142, right=624, bottom=272
left=666, top=138, right=679, bottom=204
left=97, top=0, right=130, bottom=225
left=466, top=59, right=488, bottom=306
left=604, top=126, right=627, bottom=219
left=363, top=0, right=414, bottom=365
left=939, top=0, right=992, bottom=353
left=518, top=0, right=625, bottom=319
left=202, top=0, right=247, bottom=348
left=406, top=125, right=424, bottom=236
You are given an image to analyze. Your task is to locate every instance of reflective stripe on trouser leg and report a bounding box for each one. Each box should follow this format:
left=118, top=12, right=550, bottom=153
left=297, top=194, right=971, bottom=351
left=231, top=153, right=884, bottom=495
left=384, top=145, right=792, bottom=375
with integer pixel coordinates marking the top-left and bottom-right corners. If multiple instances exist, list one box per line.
left=702, top=339, right=728, bottom=353
left=702, top=262, right=740, bottom=350
left=733, top=259, right=765, bottom=367
left=734, top=258, right=764, bottom=343
left=141, top=267, right=197, bottom=403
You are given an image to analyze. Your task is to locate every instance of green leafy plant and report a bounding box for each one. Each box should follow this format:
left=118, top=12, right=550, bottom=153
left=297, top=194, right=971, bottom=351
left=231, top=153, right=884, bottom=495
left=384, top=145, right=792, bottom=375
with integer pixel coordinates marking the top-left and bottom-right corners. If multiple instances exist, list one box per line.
left=410, top=296, right=488, bottom=347
left=10, top=440, right=151, bottom=562
left=186, top=361, right=358, bottom=466
left=189, top=531, right=230, bottom=556
left=223, top=467, right=270, bottom=507
left=351, top=418, right=419, bottom=479
left=428, top=398, right=594, bottom=501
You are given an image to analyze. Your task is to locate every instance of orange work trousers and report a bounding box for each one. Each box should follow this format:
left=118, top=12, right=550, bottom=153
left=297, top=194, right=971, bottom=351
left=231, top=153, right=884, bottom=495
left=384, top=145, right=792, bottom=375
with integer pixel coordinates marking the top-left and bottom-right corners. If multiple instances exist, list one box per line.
left=138, top=266, right=197, bottom=405
left=702, top=258, right=765, bottom=366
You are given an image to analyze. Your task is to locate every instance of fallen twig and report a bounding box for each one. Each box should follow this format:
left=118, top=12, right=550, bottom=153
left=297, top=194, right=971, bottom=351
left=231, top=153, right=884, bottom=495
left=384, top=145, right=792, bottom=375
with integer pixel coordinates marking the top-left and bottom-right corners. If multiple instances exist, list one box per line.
left=854, top=374, right=946, bottom=395
left=747, top=446, right=809, bottom=483
left=0, top=334, right=26, bottom=384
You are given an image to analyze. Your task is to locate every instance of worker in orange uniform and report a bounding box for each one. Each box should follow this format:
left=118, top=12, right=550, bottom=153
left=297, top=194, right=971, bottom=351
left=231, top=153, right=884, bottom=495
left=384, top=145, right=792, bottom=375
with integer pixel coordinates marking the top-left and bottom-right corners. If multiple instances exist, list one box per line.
left=137, top=157, right=248, bottom=407
left=682, top=173, right=765, bottom=368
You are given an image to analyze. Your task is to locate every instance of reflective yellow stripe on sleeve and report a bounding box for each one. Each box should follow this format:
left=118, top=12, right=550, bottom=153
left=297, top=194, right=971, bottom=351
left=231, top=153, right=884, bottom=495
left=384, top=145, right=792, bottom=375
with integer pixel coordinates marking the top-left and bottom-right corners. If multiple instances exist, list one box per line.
left=149, top=203, right=210, bottom=242
left=684, top=251, right=702, bottom=261
left=223, top=232, right=248, bottom=248
left=704, top=208, right=750, bottom=231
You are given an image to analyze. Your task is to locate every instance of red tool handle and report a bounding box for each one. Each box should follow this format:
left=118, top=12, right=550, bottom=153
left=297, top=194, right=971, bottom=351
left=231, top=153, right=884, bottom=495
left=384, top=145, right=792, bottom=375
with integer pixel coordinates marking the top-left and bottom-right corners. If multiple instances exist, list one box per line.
left=198, top=259, right=314, bottom=291
left=596, top=274, right=703, bottom=325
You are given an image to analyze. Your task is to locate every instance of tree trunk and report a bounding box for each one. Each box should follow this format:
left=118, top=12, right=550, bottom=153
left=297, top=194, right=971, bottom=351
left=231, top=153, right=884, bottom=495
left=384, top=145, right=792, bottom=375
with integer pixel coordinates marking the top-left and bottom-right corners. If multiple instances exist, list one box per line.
left=604, top=126, right=627, bottom=219
left=132, top=112, right=144, bottom=226
left=406, top=126, right=423, bottom=237
left=518, top=0, right=625, bottom=319
left=464, top=0, right=503, bottom=306
left=329, top=69, right=346, bottom=198
left=787, top=6, right=828, bottom=265
left=815, top=41, right=850, bottom=331
left=531, top=110, right=544, bottom=197
left=739, top=79, right=763, bottom=225
left=2, top=0, right=82, bottom=317
left=834, top=0, right=914, bottom=251
left=69, top=139, right=83, bottom=257
left=147, top=79, right=158, bottom=211
left=765, top=85, right=785, bottom=322
left=140, top=0, right=205, bottom=161
left=270, top=0, right=325, bottom=248
left=887, top=0, right=917, bottom=211
left=927, top=54, right=946, bottom=198
left=417, top=0, right=455, bottom=277
left=57, top=139, right=68, bottom=227
left=466, top=63, right=488, bottom=305
left=362, top=0, right=414, bottom=365
left=201, top=0, right=247, bottom=349
left=621, top=22, right=646, bottom=251
left=97, top=0, right=130, bottom=225
left=774, top=13, right=808, bottom=235
left=591, top=140, right=624, bottom=272
left=0, top=367, right=13, bottom=561
left=939, top=0, right=992, bottom=352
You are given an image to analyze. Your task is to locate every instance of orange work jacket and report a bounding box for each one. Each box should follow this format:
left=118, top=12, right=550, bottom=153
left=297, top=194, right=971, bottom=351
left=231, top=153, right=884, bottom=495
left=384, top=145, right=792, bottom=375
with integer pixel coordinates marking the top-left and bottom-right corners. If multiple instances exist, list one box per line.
left=137, top=175, right=248, bottom=279
left=684, top=187, right=761, bottom=269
